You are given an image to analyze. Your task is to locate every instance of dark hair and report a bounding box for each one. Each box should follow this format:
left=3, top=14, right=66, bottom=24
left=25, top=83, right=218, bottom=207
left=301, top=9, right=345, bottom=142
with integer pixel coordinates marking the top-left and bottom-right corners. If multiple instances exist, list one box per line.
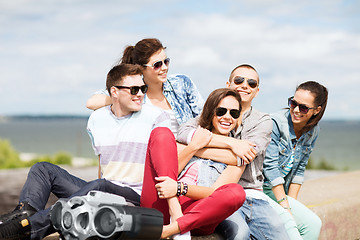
left=106, top=64, right=143, bottom=95
left=229, top=64, right=259, bottom=84
left=120, top=38, right=165, bottom=66
left=296, top=81, right=328, bottom=134
left=198, top=88, right=242, bottom=132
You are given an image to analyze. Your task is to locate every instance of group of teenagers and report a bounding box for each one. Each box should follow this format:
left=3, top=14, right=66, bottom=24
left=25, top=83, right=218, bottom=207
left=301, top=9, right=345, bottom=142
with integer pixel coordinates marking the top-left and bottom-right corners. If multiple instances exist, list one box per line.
left=0, top=38, right=328, bottom=240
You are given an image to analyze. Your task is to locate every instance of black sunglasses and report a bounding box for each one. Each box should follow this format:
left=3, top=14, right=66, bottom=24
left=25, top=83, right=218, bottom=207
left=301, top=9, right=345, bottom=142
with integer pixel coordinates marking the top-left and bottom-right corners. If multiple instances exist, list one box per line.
left=233, top=76, right=258, bottom=88
left=288, top=97, right=316, bottom=114
left=215, top=107, right=241, bottom=119
left=114, top=85, right=148, bottom=95
left=143, top=58, right=170, bottom=71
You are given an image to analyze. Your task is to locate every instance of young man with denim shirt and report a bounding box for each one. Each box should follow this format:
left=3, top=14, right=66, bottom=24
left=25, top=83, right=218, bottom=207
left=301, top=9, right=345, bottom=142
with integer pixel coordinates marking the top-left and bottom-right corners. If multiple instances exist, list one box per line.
left=177, top=64, right=290, bottom=240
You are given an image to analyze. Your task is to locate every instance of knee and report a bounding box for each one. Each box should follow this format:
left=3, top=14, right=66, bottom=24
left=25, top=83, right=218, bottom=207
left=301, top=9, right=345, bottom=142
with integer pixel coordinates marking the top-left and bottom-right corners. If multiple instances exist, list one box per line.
left=29, top=161, right=53, bottom=174
left=226, top=183, right=246, bottom=208
left=217, top=218, right=250, bottom=240
left=87, top=178, right=107, bottom=191
left=149, top=127, right=174, bottom=145
left=307, top=213, right=322, bottom=233
left=233, top=223, right=250, bottom=240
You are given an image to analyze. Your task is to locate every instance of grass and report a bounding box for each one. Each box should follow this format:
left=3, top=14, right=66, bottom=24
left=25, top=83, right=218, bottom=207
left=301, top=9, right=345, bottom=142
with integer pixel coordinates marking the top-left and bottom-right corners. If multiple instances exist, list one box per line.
left=0, top=138, right=72, bottom=169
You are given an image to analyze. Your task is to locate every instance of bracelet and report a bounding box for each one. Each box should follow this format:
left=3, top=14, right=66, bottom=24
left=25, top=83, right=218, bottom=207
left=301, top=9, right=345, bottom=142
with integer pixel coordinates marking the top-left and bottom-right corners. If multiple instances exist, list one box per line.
left=176, top=181, right=182, bottom=197
left=236, top=156, right=244, bottom=166
left=283, top=206, right=291, bottom=210
left=277, top=196, right=288, bottom=204
left=181, top=182, right=188, bottom=196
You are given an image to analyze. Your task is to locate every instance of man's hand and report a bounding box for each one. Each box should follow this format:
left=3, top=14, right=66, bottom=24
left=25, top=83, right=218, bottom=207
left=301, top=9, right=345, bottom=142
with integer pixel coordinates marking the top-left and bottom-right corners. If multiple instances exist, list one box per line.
left=155, top=176, right=177, bottom=199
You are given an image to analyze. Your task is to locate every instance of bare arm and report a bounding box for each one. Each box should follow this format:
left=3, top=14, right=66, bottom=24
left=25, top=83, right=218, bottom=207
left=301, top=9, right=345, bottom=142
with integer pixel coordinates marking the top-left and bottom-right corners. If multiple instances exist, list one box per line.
left=98, top=156, right=101, bottom=179
left=195, top=147, right=237, bottom=165
left=288, top=183, right=301, bottom=200
left=156, top=165, right=245, bottom=201
left=177, top=117, right=256, bottom=164
left=205, top=133, right=257, bottom=164
left=211, top=165, right=245, bottom=189
left=177, top=127, right=212, bottom=173
left=272, top=184, right=292, bottom=215
left=86, top=94, right=112, bottom=110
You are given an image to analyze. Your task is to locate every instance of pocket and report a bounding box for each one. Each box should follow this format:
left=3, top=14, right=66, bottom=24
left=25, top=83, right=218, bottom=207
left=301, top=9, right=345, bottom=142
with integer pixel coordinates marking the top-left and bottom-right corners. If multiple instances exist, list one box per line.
left=278, top=140, right=291, bottom=168
left=301, top=145, right=313, bottom=158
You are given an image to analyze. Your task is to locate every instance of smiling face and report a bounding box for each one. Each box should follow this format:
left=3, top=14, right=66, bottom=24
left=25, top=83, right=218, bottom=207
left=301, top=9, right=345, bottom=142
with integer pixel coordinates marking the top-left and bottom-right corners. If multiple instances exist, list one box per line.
left=211, top=96, right=240, bottom=135
left=142, top=49, right=168, bottom=86
left=110, top=74, right=145, bottom=117
left=226, top=67, right=259, bottom=107
left=290, top=89, right=321, bottom=128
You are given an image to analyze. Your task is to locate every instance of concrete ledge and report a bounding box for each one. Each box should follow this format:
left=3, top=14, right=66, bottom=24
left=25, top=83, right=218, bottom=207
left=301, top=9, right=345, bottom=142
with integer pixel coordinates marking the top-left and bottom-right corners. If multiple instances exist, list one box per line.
left=44, top=171, right=360, bottom=240
left=298, top=170, right=360, bottom=240
left=3, top=168, right=357, bottom=239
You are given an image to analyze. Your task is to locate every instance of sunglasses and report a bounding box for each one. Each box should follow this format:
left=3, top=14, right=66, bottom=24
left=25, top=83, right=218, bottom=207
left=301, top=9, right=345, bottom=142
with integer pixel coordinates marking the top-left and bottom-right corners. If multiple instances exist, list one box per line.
left=143, top=58, right=170, bottom=71
left=233, top=76, right=258, bottom=88
left=288, top=97, right=317, bottom=114
left=114, top=85, right=148, bottom=95
left=215, top=107, right=241, bottom=119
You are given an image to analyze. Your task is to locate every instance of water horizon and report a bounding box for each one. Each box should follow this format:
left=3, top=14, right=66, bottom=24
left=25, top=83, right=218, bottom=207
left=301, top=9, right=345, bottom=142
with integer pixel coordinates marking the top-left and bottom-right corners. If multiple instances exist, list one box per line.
left=0, top=116, right=359, bottom=170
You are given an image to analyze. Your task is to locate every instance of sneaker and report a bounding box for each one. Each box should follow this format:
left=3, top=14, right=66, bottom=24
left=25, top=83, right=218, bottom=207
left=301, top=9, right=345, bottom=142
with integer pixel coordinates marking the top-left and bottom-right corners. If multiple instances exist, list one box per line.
left=0, top=215, right=31, bottom=240
left=0, top=202, right=36, bottom=224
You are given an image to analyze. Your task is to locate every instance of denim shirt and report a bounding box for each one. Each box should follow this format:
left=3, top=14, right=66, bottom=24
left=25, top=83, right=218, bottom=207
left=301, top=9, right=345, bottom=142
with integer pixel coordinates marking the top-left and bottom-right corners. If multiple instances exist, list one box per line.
left=161, top=74, right=204, bottom=125
left=263, top=109, right=319, bottom=194
left=179, top=157, right=227, bottom=187
left=94, top=74, right=204, bottom=126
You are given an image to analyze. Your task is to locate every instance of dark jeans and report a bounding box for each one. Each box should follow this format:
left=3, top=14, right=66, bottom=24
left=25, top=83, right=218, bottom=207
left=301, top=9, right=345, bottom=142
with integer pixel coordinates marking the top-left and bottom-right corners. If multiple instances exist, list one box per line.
left=19, top=162, right=140, bottom=240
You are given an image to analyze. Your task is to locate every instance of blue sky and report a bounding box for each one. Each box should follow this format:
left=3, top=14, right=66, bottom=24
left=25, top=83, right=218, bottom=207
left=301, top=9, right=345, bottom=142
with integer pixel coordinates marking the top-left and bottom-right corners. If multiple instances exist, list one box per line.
left=0, top=0, right=359, bottom=120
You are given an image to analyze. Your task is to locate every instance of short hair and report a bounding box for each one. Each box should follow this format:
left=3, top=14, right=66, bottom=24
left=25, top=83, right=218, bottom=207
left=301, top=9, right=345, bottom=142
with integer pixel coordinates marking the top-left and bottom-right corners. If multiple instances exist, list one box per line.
left=198, top=88, right=242, bottom=132
left=295, top=81, right=328, bottom=134
left=229, top=64, right=259, bottom=84
left=106, top=64, right=143, bottom=95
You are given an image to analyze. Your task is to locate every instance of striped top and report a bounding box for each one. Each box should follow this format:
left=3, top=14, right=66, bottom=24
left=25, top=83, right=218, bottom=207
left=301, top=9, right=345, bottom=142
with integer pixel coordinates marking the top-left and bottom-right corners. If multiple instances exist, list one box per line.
left=87, top=104, right=171, bottom=195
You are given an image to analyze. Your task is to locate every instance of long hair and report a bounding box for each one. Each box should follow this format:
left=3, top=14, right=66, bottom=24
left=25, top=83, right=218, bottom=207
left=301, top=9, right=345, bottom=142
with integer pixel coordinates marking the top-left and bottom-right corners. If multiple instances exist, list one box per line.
left=198, top=88, right=242, bottom=132
left=296, top=81, right=328, bottom=134
left=120, top=38, right=165, bottom=66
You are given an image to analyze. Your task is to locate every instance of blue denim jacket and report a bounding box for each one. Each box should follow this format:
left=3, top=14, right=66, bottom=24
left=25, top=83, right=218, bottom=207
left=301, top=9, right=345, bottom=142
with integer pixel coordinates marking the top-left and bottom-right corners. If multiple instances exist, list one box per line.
left=95, top=74, right=204, bottom=126
left=179, top=157, right=227, bottom=187
left=263, top=109, right=319, bottom=194
left=161, top=74, right=204, bottom=125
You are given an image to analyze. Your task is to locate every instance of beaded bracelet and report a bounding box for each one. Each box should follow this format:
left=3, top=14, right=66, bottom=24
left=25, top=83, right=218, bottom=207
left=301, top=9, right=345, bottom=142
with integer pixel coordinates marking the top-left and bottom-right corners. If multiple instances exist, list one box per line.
left=181, top=182, right=188, bottom=196
left=176, top=181, right=182, bottom=197
left=277, top=196, right=288, bottom=204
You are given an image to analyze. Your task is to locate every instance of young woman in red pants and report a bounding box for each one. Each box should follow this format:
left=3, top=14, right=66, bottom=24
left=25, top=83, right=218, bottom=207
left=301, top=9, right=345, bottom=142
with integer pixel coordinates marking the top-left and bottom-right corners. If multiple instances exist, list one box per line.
left=141, top=88, right=247, bottom=239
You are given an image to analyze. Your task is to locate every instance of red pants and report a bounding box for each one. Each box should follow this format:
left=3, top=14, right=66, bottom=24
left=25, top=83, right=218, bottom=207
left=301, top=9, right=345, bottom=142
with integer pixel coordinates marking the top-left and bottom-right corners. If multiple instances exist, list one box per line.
left=140, top=127, right=246, bottom=235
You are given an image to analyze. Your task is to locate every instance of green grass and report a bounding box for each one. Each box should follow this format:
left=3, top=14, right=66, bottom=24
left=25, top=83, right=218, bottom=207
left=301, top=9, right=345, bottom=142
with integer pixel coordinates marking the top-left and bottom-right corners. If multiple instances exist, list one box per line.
left=0, top=138, right=72, bottom=169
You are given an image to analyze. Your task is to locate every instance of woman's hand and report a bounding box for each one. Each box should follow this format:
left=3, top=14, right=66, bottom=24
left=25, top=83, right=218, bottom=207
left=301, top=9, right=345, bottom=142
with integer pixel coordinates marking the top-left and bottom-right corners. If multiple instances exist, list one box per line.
left=229, top=139, right=257, bottom=164
left=188, top=126, right=213, bottom=150
left=155, top=176, right=178, bottom=199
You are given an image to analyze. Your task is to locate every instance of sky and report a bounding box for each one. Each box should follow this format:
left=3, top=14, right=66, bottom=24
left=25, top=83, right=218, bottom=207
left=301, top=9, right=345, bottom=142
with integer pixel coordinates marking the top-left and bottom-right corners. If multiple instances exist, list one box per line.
left=0, top=0, right=359, bottom=120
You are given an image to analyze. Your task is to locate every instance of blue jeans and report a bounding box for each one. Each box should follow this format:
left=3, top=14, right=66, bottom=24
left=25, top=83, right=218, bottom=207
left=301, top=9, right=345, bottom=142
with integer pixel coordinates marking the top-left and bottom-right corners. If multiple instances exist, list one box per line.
left=19, top=162, right=140, bottom=240
left=215, top=197, right=289, bottom=240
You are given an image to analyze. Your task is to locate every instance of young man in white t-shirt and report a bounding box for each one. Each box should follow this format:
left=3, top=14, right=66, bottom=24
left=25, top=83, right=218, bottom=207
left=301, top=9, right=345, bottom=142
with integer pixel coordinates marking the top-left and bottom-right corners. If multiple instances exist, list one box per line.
left=0, top=64, right=172, bottom=240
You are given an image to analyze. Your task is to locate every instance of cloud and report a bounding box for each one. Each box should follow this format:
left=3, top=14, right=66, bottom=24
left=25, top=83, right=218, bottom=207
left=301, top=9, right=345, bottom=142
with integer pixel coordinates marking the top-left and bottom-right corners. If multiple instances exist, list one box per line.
left=0, top=0, right=359, bottom=119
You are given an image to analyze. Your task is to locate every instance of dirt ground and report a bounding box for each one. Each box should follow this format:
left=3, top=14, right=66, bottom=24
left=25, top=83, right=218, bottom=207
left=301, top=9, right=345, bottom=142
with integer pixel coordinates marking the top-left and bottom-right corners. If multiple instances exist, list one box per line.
left=0, top=166, right=98, bottom=214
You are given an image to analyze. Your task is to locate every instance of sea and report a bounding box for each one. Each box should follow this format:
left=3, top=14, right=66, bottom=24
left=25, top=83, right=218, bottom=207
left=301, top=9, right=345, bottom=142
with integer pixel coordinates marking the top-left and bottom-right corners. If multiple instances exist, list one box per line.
left=0, top=116, right=359, bottom=170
